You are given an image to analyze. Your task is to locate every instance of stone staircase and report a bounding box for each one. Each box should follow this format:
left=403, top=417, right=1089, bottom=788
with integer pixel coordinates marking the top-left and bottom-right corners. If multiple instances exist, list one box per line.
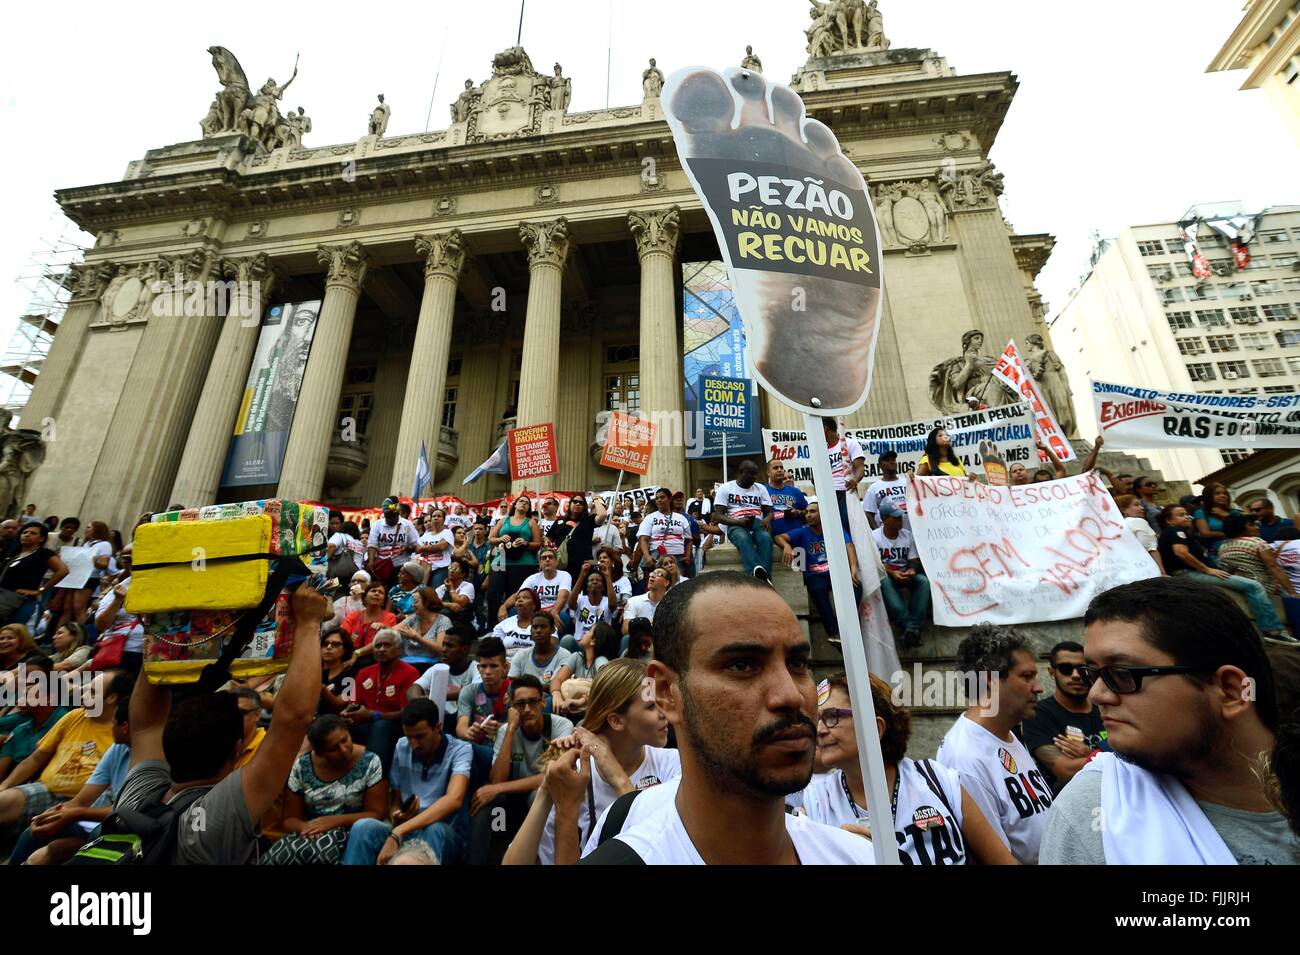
left=698, top=542, right=1083, bottom=759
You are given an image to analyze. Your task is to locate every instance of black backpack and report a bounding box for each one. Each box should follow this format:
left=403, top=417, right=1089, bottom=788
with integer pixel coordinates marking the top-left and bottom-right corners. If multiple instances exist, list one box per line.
left=67, top=785, right=211, bottom=865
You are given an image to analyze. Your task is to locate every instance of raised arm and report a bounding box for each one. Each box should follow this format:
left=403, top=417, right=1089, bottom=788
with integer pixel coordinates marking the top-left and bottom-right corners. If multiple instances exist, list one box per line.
left=241, top=585, right=328, bottom=820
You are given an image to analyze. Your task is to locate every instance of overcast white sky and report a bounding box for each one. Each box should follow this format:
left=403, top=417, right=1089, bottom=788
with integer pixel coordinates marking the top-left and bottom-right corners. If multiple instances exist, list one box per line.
left=0, top=0, right=1295, bottom=352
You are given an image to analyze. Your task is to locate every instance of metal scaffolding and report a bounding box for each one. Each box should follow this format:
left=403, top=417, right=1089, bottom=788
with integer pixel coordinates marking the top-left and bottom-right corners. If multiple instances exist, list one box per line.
left=2, top=218, right=90, bottom=420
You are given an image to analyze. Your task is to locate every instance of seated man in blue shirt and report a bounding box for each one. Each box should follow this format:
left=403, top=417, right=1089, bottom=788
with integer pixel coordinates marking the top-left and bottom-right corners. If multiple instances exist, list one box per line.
left=344, top=698, right=472, bottom=865
left=775, top=499, right=860, bottom=643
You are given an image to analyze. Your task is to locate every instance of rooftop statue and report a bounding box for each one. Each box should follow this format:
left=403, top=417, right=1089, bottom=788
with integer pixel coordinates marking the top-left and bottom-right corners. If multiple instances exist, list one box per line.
left=201, top=46, right=307, bottom=152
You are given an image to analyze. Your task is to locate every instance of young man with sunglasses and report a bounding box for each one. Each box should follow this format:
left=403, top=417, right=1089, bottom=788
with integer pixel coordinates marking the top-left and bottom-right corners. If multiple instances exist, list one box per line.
left=936, top=625, right=1053, bottom=864
left=1021, top=642, right=1108, bottom=795
left=1040, top=577, right=1299, bottom=865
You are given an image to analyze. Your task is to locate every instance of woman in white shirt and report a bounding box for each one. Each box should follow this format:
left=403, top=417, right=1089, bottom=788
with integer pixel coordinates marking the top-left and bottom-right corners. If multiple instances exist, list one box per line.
left=326, top=513, right=366, bottom=593
left=565, top=572, right=612, bottom=647
left=504, top=658, right=680, bottom=865
left=492, top=587, right=542, bottom=660
left=803, top=672, right=1016, bottom=865
left=58, top=520, right=114, bottom=632
left=1116, top=494, right=1164, bottom=575
left=417, top=508, right=456, bottom=589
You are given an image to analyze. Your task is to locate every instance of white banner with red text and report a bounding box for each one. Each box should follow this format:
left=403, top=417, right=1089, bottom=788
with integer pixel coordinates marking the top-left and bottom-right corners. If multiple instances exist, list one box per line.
left=906, top=472, right=1159, bottom=626
left=1092, top=380, right=1300, bottom=449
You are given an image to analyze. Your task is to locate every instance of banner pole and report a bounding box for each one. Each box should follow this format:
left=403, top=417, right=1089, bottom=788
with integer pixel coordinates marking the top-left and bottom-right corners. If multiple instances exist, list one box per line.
left=804, top=411, right=900, bottom=865
left=722, top=432, right=729, bottom=484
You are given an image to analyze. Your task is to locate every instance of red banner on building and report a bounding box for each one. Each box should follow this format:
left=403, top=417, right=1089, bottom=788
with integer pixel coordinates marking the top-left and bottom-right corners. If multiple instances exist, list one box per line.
left=599, top=412, right=656, bottom=476
left=508, top=422, right=559, bottom=481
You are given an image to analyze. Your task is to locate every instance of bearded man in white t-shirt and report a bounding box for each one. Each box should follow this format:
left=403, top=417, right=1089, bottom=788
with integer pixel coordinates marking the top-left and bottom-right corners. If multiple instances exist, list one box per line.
left=581, top=572, right=875, bottom=865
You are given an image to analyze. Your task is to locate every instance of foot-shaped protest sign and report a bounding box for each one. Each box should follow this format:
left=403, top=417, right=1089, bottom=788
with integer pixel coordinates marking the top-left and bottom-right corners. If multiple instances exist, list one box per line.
left=663, top=65, right=882, bottom=416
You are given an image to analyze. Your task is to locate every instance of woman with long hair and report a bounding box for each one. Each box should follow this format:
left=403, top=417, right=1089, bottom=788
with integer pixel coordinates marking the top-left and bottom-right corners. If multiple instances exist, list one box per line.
left=58, top=520, right=112, bottom=630
left=503, top=658, right=680, bottom=865
left=915, top=427, right=966, bottom=478
left=491, top=495, right=542, bottom=594
left=0, top=524, right=68, bottom=626
left=805, top=672, right=1017, bottom=864
left=1194, top=482, right=1242, bottom=567
left=549, top=620, right=621, bottom=715
left=49, top=622, right=92, bottom=672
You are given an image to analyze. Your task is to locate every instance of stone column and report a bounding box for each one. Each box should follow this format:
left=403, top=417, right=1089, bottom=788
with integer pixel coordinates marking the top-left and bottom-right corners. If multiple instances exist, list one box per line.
left=169, top=254, right=277, bottom=506
left=514, top=218, right=570, bottom=492
left=391, top=230, right=466, bottom=497
left=948, top=162, right=1036, bottom=349
left=20, top=262, right=116, bottom=430
left=277, top=241, right=368, bottom=502
left=83, top=249, right=223, bottom=531
left=629, top=206, right=687, bottom=494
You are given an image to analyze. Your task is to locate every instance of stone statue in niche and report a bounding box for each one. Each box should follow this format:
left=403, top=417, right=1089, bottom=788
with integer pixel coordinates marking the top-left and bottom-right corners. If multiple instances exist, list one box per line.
left=0, top=411, right=45, bottom=519
left=1023, top=334, right=1078, bottom=436
left=929, top=329, right=1015, bottom=414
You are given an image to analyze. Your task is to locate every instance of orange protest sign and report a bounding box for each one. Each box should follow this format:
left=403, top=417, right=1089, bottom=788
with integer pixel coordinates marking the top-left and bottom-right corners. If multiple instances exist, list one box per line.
left=507, top=423, right=559, bottom=481
left=599, top=412, right=656, bottom=476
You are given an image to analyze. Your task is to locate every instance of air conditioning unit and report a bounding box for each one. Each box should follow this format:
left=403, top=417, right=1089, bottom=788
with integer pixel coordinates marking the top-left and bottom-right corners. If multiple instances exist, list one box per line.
left=1224, top=370, right=1239, bottom=379
left=1255, top=345, right=1268, bottom=350
left=1247, top=317, right=1262, bottom=325
left=1159, top=272, right=1174, bottom=282
left=1214, top=267, right=1230, bottom=277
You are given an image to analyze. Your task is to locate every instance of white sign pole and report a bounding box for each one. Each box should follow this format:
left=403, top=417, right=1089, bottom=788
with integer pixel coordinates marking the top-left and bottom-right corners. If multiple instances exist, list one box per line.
left=804, top=413, right=899, bottom=865
left=721, top=432, right=729, bottom=484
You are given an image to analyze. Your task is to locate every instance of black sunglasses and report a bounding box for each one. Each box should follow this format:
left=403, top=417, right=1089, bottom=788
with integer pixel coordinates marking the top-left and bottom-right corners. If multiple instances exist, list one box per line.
left=1076, top=664, right=1203, bottom=695
left=1053, top=662, right=1082, bottom=677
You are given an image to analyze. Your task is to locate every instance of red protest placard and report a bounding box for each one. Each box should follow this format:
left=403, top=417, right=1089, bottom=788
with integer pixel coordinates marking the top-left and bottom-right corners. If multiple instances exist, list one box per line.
left=508, top=423, right=559, bottom=481
left=599, top=412, right=656, bottom=476
left=991, top=341, right=1077, bottom=463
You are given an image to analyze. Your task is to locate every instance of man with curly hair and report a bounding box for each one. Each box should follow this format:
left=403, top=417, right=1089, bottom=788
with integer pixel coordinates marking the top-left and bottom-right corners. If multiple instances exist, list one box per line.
left=936, top=624, right=1052, bottom=863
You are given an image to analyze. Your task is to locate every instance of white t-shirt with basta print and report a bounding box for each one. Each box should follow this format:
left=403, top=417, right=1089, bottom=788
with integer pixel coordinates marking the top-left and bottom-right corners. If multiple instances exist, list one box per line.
left=798, top=760, right=967, bottom=865
left=368, top=519, right=419, bottom=560
left=521, top=570, right=572, bottom=612
left=936, top=713, right=1053, bottom=864
left=827, top=437, right=866, bottom=491
left=418, top=528, right=455, bottom=570
left=871, top=525, right=918, bottom=570
left=637, top=511, right=691, bottom=556
left=712, top=480, right=772, bottom=521
left=863, top=478, right=909, bottom=528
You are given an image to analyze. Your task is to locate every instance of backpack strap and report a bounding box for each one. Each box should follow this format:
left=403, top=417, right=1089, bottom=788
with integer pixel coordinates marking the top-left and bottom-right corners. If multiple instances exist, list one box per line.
left=578, top=837, right=647, bottom=865
left=193, top=554, right=311, bottom=694
left=595, top=788, right=643, bottom=846
left=916, top=759, right=957, bottom=819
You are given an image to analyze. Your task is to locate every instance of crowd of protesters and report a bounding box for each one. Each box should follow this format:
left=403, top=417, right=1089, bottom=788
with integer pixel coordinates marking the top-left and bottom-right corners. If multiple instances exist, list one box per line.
left=0, top=414, right=1296, bottom=866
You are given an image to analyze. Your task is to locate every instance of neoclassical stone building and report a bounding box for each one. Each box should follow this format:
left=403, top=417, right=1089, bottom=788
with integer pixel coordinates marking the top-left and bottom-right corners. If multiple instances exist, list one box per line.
left=25, top=12, right=1057, bottom=534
